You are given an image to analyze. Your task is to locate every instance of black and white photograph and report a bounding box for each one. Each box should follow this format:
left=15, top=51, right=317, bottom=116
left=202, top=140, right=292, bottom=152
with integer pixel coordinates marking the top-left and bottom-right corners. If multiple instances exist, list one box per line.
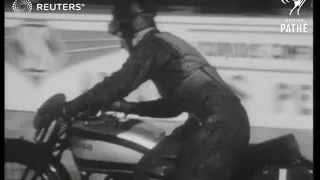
left=5, top=0, right=313, bottom=180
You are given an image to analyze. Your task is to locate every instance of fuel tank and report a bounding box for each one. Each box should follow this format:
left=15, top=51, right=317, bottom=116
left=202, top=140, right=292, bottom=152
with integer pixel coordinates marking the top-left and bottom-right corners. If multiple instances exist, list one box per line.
left=69, top=116, right=166, bottom=178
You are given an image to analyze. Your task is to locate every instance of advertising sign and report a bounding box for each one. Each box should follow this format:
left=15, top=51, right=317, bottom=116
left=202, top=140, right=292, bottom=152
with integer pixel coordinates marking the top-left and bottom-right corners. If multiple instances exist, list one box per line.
left=194, top=41, right=313, bottom=60
left=220, top=69, right=312, bottom=129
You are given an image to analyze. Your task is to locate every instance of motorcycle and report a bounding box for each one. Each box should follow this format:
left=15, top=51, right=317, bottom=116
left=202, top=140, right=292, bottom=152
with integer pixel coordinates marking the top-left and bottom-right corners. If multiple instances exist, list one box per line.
left=5, top=93, right=313, bottom=180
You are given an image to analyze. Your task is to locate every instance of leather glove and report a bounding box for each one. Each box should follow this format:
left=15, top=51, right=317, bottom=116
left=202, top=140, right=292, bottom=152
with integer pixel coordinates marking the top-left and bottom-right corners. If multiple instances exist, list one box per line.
left=61, top=103, right=80, bottom=119
left=33, top=105, right=63, bottom=130
left=109, top=99, right=135, bottom=114
left=36, top=103, right=66, bottom=119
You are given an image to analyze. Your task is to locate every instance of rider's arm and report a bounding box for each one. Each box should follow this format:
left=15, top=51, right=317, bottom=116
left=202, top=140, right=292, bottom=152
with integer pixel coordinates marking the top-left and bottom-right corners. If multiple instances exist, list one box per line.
left=68, top=41, right=159, bottom=112
left=129, top=99, right=182, bottom=118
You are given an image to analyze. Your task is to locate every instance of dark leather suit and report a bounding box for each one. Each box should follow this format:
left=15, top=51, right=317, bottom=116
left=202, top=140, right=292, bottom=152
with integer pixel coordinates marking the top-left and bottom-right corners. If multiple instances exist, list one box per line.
left=69, top=28, right=250, bottom=180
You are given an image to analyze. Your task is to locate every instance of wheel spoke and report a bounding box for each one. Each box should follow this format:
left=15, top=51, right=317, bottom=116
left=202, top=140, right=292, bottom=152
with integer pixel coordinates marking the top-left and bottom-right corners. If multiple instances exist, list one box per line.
left=5, top=162, right=49, bottom=180
left=30, top=170, right=44, bottom=180
left=30, top=173, right=40, bottom=180
left=20, top=167, right=31, bottom=180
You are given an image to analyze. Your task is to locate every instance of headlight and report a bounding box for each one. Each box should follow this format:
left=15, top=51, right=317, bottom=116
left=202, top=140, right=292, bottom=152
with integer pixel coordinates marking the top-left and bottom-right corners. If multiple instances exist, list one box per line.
left=33, top=112, right=51, bottom=130
left=33, top=93, right=66, bottom=129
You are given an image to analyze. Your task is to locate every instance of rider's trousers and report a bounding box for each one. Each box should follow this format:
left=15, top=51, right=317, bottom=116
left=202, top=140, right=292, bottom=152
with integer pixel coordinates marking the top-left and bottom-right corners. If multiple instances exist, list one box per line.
left=175, top=96, right=250, bottom=180
left=134, top=96, right=250, bottom=180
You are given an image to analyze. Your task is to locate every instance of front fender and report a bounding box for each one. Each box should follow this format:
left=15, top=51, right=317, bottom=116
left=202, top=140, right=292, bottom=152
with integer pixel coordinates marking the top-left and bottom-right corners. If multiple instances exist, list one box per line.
left=5, top=138, right=72, bottom=180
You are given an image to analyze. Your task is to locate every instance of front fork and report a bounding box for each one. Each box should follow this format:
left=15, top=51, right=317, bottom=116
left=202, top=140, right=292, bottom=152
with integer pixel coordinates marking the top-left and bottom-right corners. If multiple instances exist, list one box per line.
left=18, top=136, right=66, bottom=180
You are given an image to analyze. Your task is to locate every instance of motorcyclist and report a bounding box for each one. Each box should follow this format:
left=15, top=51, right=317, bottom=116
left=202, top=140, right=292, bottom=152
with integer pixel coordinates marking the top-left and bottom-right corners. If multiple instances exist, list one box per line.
left=63, top=0, right=251, bottom=179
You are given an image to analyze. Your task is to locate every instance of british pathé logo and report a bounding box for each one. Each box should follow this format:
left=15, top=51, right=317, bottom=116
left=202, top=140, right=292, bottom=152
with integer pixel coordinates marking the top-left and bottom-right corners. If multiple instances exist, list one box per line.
left=281, top=0, right=307, bottom=16
left=279, top=0, right=310, bottom=33
left=280, top=18, right=308, bottom=33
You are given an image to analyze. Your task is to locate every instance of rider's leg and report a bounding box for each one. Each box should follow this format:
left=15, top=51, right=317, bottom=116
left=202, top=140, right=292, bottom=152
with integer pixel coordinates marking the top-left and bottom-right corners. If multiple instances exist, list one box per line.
left=175, top=97, right=250, bottom=180
left=170, top=114, right=201, bottom=142
left=133, top=115, right=200, bottom=180
left=133, top=135, right=183, bottom=180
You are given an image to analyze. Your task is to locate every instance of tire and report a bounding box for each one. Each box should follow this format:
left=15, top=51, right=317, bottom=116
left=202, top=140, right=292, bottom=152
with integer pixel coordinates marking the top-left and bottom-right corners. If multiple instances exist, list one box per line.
left=5, top=138, right=72, bottom=180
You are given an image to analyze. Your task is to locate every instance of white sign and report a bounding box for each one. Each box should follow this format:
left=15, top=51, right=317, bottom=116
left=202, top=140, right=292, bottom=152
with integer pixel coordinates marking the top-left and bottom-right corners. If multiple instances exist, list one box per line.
left=11, top=23, right=65, bottom=72
left=220, top=69, right=312, bottom=130
left=193, top=41, right=313, bottom=60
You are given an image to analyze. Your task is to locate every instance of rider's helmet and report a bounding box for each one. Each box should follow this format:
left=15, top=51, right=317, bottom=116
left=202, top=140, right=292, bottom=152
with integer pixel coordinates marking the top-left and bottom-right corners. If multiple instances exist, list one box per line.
left=108, top=0, right=157, bottom=39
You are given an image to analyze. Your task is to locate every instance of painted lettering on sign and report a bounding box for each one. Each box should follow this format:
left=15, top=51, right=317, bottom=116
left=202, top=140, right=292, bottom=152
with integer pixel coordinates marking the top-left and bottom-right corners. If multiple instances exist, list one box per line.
left=196, top=42, right=313, bottom=60
left=274, top=83, right=312, bottom=116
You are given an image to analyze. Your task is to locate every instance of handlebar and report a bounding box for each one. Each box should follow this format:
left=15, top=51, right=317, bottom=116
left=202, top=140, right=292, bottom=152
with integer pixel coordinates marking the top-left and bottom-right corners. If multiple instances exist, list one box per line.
left=32, top=93, right=124, bottom=144
left=33, top=106, right=120, bottom=143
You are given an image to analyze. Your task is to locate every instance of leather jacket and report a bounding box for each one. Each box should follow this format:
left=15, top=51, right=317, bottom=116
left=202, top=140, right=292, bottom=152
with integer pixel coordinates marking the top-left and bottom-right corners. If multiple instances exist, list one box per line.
left=69, top=28, right=238, bottom=117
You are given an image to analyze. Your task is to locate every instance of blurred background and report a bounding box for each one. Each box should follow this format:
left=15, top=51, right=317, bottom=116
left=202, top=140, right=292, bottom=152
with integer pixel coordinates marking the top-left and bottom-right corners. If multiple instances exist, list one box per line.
left=5, top=0, right=313, bottom=179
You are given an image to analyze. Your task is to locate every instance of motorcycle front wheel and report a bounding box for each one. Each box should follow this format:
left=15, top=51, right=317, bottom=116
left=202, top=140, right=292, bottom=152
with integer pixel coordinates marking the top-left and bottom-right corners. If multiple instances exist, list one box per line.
left=5, top=149, right=63, bottom=180
left=5, top=139, right=71, bottom=180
